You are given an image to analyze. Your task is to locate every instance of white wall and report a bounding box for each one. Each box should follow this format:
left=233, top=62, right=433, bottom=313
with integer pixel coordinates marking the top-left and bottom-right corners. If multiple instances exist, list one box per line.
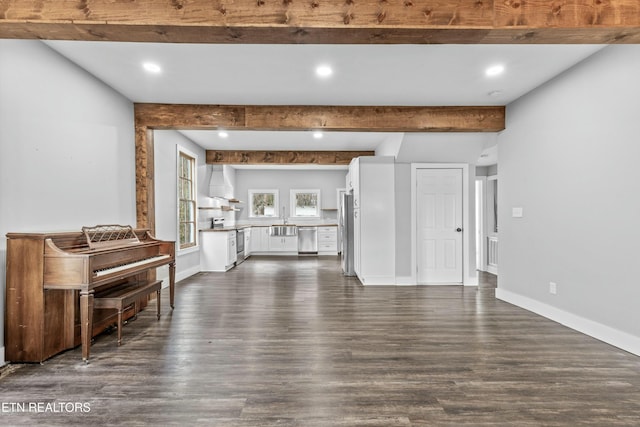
left=0, top=40, right=136, bottom=365
left=394, top=164, right=412, bottom=282
left=154, top=131, right=207, bottom=282
left=234, top=169, right=347, bottom=224
left=375, top=133, right=404, bottom=157
left=476, top=165, right=498, bottom=177
left=396, top=133, right=490, bottom=164
left=496, top=45, right=640, bottom=355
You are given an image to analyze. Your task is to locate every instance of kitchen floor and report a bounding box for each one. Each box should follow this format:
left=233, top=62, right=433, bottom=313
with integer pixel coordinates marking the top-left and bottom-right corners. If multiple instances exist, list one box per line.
left=2, top=256, right=640, bottom=426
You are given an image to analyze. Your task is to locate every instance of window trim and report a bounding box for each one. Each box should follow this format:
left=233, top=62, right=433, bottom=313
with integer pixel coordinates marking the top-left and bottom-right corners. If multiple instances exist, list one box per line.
left=248, top=189, right=280, bottom=218
left=177, top=146, right=198, bottom=252
left=290, top=189, right=321, bottom=218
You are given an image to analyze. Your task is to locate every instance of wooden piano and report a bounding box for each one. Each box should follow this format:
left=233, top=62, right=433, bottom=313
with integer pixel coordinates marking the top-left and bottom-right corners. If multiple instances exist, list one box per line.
left=5, top=225, right=175, bottom=363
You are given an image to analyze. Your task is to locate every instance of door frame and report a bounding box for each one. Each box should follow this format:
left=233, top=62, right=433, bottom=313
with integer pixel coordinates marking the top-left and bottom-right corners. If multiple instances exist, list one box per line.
left=475, top=176, right=488, bottom=272
left=411, top=163, right=475, bottom=286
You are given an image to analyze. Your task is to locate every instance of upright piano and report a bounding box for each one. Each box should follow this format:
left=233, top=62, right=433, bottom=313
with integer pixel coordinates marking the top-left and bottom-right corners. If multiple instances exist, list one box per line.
left=5, top=225, right=175, bottom=363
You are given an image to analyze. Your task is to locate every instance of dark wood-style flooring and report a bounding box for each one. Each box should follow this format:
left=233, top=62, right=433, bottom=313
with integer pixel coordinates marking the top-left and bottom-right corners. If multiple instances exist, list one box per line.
left=2, top=256, right=640, bottom=426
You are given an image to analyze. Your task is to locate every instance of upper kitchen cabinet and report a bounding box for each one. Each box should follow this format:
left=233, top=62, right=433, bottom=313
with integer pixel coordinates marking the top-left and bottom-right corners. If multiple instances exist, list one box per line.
left=348, top=160, right=360, bottom=208
left=349, top=156, right=396, bottom=285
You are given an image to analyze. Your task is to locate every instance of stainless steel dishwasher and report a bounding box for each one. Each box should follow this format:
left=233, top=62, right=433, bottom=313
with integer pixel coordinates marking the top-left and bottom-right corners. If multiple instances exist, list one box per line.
left=297, top=227, right=318, bottom=255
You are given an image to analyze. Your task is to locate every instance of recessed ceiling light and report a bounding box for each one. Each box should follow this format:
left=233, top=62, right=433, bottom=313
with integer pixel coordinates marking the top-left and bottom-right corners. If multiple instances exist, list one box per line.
left=315, top=65, right=333, bottom=78
left=313, top=131, right=324, bottom=139
left=142, top=62, right=162, bottom=73
left=218, top=131, right=229, bottom=138
left=486, top=65, right=505, bottom=77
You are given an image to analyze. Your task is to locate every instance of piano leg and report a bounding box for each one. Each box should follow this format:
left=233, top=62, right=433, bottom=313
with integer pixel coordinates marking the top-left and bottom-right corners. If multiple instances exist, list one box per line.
left=169, top=261, right=176, bottom=309
left=80, top=290, right=94, bottom=362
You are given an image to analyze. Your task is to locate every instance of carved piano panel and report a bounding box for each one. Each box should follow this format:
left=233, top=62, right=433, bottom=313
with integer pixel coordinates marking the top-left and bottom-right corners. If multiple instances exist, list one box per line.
left=5, top=227, right=175, bottom=363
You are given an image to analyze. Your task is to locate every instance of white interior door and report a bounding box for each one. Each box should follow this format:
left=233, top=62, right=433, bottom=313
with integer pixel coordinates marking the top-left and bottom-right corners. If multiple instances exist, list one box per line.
left=417, top=168, right=463, bottom=284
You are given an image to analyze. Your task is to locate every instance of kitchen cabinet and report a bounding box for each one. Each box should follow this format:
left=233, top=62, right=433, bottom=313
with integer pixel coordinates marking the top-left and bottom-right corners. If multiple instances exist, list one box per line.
left=353, top=208, right=361, bottom=275
left=317, top=226, right=338, bottom=255
left=243, top=227, right=251, bottom=257
left=268, top=235, right=298, bottom=252
left=349, top=159, right=361, bottom=209
left=250, top=226, right=270, bottom=253
left=251, top=226, right=297, bottom=254
left=227, top=233, right=237, bottom=266
left=349, top=156, right=395, bottom=285
left=200, top=231, right=237, bottom=272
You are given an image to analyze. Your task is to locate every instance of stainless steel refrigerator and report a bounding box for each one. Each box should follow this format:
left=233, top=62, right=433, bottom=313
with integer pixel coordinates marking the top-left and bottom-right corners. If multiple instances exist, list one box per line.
left=340, top=193, right=355, bottom=276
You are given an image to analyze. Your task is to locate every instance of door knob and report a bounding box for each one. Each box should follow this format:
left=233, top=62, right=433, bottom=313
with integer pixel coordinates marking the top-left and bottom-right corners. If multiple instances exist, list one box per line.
left=456, top=228, right=462, bottom=232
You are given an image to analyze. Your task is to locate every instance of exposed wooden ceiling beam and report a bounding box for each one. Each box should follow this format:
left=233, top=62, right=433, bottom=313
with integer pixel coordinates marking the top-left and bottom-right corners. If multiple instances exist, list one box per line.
left=206, top=150, right=373, bottom=165
left=134, top=102, right=504, bottom=229
left=2, top=0, right=639, bottom=44
left=135, top=104, right=505, bottom=132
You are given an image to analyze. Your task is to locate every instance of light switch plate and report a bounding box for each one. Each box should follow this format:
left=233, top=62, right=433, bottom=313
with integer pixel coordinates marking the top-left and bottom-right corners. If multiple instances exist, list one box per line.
left=512, top=207, right=523, bottom=218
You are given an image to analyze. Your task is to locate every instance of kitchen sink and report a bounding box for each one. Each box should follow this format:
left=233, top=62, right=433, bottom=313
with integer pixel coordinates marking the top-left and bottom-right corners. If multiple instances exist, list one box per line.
left=270, top=225, right=298, bottom=236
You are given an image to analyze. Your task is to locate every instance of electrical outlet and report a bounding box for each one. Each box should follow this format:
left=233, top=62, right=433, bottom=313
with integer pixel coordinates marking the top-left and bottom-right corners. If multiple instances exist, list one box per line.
left=549, top=282, right=557, bottom=295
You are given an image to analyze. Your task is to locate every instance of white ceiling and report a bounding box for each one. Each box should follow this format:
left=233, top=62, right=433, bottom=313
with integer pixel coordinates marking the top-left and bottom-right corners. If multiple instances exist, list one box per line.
left=179, top=129, right=394, bottom=151
left=44, top=41, right=605, bottom=165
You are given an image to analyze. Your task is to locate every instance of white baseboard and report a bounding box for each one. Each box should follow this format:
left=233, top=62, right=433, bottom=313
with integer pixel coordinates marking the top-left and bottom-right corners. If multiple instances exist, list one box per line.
left=395, top=276, right=416, bottom=286
left=175, top=265, right=200, bottom=283
left=464, top=276, right=478, bottom=286
left=158, top=265, right=200, bottom=287
left=361, top=275, right=397, bottom=285
left=248, top=252, right=298, bottom=256
left=496, top=288, right=640, bottom=357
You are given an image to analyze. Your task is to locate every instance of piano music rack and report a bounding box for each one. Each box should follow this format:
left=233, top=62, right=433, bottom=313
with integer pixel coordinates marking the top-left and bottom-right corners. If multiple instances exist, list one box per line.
left=82, top=224, right=140, bottom=250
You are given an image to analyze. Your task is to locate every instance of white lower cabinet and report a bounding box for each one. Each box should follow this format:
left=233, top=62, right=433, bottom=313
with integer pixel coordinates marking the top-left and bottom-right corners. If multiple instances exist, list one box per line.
left=243, top=228, right=251, bottom=257
left=246, top=225, right=338, bottom=256
left=200, top=231, right=237, bottom=272
left=317, top=226, right=338, bottom=255
left=227, top=234, right=237, bottom=266
left=250, top=226, right=297, bottom=254
left=250, top=226, right=270, bottom=252
left=269, top=235, right=298, bottom=252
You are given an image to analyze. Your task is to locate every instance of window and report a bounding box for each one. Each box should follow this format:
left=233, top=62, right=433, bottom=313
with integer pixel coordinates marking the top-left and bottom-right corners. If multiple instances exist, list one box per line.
left=178, top=150, right=197, bottom=250
left=290, top=189, right=321, bottom=218
left=249, top=189, right=279, bottom=218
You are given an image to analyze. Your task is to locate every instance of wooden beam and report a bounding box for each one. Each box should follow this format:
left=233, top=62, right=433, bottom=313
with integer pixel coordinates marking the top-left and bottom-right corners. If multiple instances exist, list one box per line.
left=135, top=104, right=505, bottom=132
left=245, top=105, right=504, bottom=132
left=134, top=102, right=504, bottom=229
left=135, top=124, right=155, bottom=232
left=135, top=104, right=246, bottom=130
left=206, top=150, right=373, bottom=165
left=1, top=0, right=640, bottom=44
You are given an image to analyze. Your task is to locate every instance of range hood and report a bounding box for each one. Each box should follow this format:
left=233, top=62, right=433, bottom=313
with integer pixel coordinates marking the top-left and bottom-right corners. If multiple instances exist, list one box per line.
left=208, top=165, right=233, bottom=199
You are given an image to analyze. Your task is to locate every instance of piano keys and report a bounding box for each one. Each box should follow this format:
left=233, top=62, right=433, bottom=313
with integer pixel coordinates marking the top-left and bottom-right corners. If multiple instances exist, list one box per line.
left=5, top=226, right=175, bottom=363
left=94, top=254, right=170, bottom=277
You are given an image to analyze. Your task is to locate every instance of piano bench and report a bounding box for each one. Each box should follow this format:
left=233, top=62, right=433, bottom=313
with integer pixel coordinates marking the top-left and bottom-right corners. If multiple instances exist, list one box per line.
left=94, top=280, right=163, bottom=346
